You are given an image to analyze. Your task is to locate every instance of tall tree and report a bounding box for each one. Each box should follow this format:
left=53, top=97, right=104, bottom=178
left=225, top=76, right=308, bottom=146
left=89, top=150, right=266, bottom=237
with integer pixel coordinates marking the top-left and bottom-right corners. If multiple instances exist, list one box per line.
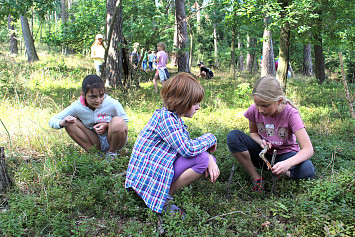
left=261, top=16, right=275, bottom=77
left=237, top=34, right=244, bottom=72
left=8, top=15, right=18, bottom=55
left=303, top=43, right=313, bottom=76
left=175, top=0, right=189, bottom=72
left=105, top=0, right=125, bottom=87
left=20, top=14, right=39, bottom=62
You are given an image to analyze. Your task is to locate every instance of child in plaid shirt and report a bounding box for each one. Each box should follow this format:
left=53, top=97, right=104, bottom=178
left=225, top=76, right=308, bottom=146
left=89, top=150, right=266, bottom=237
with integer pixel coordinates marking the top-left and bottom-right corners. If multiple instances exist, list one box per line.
left=125, top=72, right=219, bottom=215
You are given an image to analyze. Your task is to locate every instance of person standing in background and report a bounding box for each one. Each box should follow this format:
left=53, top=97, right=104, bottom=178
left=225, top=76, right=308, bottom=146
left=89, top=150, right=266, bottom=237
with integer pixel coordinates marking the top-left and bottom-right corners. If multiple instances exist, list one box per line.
left=91, top=34, right=105, bottom=76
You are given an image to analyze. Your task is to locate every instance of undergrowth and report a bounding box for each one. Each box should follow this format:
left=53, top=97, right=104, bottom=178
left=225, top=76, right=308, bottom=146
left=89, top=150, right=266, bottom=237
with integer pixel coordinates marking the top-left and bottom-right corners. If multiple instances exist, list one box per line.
left=0, top=54, right=354, bottom=236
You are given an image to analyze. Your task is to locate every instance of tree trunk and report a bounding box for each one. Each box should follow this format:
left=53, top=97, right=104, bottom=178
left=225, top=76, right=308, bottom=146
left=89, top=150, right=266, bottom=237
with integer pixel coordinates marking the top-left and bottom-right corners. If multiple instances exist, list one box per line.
left=172, top=21, right=178, bottom=66
left=261, top=16, right=275, bottom=77
left=314, top=33, right=326, bottom=84
left=277, top=22, right=290, bottom=92
left=0, top=147, right=12, bottom=192
left=246, top=35, right=255, bottom=74
left=105, top=0, right=125, bottom=87
left=237, top=34, right=244, bottom=72
left=61, top=0, right=68, bottom=54
left=189, top=32, right=194, bottom=67
left=213, top=23, right=218, bottom=68
left=230, top=28, right=236, bottom=77
left=8, top=15, right=18, bottom=55
left=20, top=14, right=39, bottom=62
left=175, top=0, right=189, bottom=72
left=339, top=52, right=355, bottom=118
left=303, top=43, right=313, bottom=76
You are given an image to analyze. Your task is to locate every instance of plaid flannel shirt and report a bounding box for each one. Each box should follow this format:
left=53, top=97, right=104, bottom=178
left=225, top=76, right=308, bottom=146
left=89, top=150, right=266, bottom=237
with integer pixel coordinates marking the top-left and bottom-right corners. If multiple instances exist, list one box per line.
left=125, top=108, right=216, bottom=213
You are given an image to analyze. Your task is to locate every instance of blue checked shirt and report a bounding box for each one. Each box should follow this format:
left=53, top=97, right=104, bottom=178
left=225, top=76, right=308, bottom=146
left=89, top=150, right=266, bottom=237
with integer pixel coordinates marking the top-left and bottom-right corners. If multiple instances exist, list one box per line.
left=125, top=108, right=217, bottom=213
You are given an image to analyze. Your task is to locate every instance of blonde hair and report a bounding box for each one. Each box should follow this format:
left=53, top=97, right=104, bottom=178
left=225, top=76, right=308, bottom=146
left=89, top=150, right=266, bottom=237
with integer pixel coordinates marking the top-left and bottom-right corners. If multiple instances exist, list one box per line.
left=157, top=42, right=166, bottom=51
left=161, top=73, right=204, bottom=116
left=252, top=75, right=296, bottom=108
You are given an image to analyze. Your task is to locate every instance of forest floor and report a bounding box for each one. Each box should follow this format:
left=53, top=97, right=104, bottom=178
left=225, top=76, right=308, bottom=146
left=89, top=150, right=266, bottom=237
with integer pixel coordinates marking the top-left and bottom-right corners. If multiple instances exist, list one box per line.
left=0, top=53, right=354, bottom=236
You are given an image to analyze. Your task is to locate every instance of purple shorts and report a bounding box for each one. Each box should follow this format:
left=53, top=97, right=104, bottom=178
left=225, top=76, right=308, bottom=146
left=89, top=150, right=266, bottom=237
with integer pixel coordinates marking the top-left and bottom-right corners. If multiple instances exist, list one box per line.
left=172, top=152, right=217, bottom=184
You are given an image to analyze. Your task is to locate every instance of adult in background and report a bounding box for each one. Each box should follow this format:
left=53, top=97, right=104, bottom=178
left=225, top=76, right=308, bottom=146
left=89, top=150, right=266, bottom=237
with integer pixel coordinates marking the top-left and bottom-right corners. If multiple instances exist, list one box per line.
left=197, top=62, right=213, bottom=79
left=91, top=34, right=105, bottom=76
left=131, top=42, right=140, bottom=69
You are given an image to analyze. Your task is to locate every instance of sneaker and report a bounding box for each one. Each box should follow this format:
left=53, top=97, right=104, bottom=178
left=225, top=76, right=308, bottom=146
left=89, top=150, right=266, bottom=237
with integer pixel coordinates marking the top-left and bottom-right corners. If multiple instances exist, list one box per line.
left=252, top=178, right=264, bottom=192
left=162, top=196, right=186, bottom=219
left=105, top=152, right=118, bottom=161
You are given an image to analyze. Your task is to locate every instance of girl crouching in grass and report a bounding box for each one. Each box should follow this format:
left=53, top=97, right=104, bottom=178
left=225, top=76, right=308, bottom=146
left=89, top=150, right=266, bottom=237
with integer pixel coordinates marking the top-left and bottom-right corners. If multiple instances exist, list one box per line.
left=227, top=75, right=315, bottom=192
left=48, top=75, right=129, bottom=160
left=125, top=72, right=219, bottom=216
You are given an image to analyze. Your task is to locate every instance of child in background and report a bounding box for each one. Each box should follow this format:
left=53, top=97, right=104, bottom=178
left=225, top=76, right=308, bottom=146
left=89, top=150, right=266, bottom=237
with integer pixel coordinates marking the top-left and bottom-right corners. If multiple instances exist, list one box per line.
left=227, top=75, right=315, bottom=191
left=91, top=34, right=105, bottom=76
left=148, top=50, right=155, bottom=71
left=48, top=75, right=129, bottom=160
left=125, top=73, right=219, bottom=215
left=153, top=42, right=169, bottom=93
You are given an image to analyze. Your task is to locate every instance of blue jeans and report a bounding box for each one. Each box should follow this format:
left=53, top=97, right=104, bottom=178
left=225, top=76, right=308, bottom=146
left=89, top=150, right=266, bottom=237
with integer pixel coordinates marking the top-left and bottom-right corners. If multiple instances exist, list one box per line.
left=226, top=130, right=315, bottom=179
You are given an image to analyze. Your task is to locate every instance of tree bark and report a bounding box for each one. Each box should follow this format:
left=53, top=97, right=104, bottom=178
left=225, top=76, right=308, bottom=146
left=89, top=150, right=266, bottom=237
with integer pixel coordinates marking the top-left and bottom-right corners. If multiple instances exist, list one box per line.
left=246, top=35, right=255, bottom=74
left=213, top=23, right=218, bottom=68
left=20, top=14, right=39, bottom=62
left=303, top=43, right=313, bottom=76
left=277, top=22, right=291, bottom=92
left=105, top=0, right=125, bottom=87
left=8, top=15, right=18, bottom=55
left=314, top=33, right=326, bottom=84
left=261, top=16, right=275, bottom=77
left=339, top=52, right=355, bottom=118
left=0, top=147, right=12, bottom=192
left=237, top=34, right=244, bottom=72
left=61, top=0, right=68, bottom=54
left=175, top=0, right=190, bottom=72
left=230, top=28, right=236, bottom=77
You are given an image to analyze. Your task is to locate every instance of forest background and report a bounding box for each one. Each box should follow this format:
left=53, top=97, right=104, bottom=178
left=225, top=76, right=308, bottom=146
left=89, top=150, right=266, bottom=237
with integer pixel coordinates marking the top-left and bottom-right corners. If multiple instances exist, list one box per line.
left=0, top=0, right=354, bottom=236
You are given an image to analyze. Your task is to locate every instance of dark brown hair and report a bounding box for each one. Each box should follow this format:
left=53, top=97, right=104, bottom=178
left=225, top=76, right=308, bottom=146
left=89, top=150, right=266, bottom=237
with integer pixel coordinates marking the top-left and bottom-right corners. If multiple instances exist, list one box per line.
left=161, top=72, right=204, bottom=116
left=82, top=75, right=105, bottom=96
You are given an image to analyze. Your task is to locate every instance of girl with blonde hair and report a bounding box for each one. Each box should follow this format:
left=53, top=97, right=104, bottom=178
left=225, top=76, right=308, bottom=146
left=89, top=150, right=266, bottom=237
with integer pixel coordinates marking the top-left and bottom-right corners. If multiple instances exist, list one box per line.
left=227, top=76, right=315, bottom=191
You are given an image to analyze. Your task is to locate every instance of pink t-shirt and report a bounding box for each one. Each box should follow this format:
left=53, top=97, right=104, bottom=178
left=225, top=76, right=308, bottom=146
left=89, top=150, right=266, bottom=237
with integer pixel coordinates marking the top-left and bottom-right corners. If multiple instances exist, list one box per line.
left=244, top=103, right=305, bottom=155
left=156, top=51, right=168, bottom=68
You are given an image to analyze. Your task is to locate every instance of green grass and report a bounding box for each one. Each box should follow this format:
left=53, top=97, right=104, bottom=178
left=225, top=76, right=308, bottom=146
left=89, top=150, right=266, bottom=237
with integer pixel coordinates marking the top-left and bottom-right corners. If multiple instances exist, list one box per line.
left=0, top=54, right=354, bottom=236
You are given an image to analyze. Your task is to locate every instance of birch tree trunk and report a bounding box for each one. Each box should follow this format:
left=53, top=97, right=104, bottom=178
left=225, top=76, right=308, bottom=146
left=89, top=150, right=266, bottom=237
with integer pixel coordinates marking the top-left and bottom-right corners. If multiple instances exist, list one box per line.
left=20, top=14, right=39, bottom=62
left=61, top=0, right=68, bottom=54
left=175, top=0, right=189, bottom=72
left=303, top=43, right=313, bottom=76
left=8, top=15, right=18, bottom=55
left=213, top=23, right=218, bottom=68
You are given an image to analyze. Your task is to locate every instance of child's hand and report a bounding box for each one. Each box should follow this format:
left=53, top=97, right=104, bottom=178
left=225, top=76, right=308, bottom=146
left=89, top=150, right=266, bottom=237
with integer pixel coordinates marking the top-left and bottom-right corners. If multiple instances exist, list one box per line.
left=207, top=143, right=217, bottom=153
left=60, top=115, right=76, bottom=127
left=272, top=160, right=291, bottom=175
left=260, top=140, right=272, bottom=149
left=93, top=123, right=108, bottom=135
left=204, top=154, right=220, bottom=183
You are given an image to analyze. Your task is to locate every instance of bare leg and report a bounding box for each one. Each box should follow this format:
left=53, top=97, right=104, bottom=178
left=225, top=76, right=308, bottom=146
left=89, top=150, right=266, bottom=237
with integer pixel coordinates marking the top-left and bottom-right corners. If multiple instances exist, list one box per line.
left=65, top=120, right=100, bottom=152
left=169, top=168, right=203, bottom=195
left=153, top=74, right=159, bottom=93
left=232, top=151, right=261, bottom=180
left=107, top=117, right=128, bottom=152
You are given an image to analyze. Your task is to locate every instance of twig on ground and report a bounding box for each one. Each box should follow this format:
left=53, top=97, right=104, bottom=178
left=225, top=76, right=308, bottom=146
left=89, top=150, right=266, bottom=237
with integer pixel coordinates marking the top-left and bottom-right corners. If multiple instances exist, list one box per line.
left=227, top=162, right=236, bottom=199
left=271, top=149, right=277, bottom=194
left=206, top=210, right=247, bottom=222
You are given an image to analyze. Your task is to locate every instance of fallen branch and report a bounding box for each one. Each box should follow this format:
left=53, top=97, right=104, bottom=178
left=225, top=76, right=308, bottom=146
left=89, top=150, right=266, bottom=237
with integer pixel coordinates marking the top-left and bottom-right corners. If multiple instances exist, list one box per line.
left=259, top=145, right=272, bottom=170
left=271, top=149, right=277, bottom=194
left=206, top=210, right=247, bottom=222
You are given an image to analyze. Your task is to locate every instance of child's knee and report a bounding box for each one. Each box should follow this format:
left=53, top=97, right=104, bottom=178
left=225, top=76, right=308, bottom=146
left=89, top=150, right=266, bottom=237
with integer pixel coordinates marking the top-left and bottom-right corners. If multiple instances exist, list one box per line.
left=291, top=160, right=315, bottom=179
left=109, top=117, right=128, bottom=133
left=191, top=152, right=215, bottom=174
